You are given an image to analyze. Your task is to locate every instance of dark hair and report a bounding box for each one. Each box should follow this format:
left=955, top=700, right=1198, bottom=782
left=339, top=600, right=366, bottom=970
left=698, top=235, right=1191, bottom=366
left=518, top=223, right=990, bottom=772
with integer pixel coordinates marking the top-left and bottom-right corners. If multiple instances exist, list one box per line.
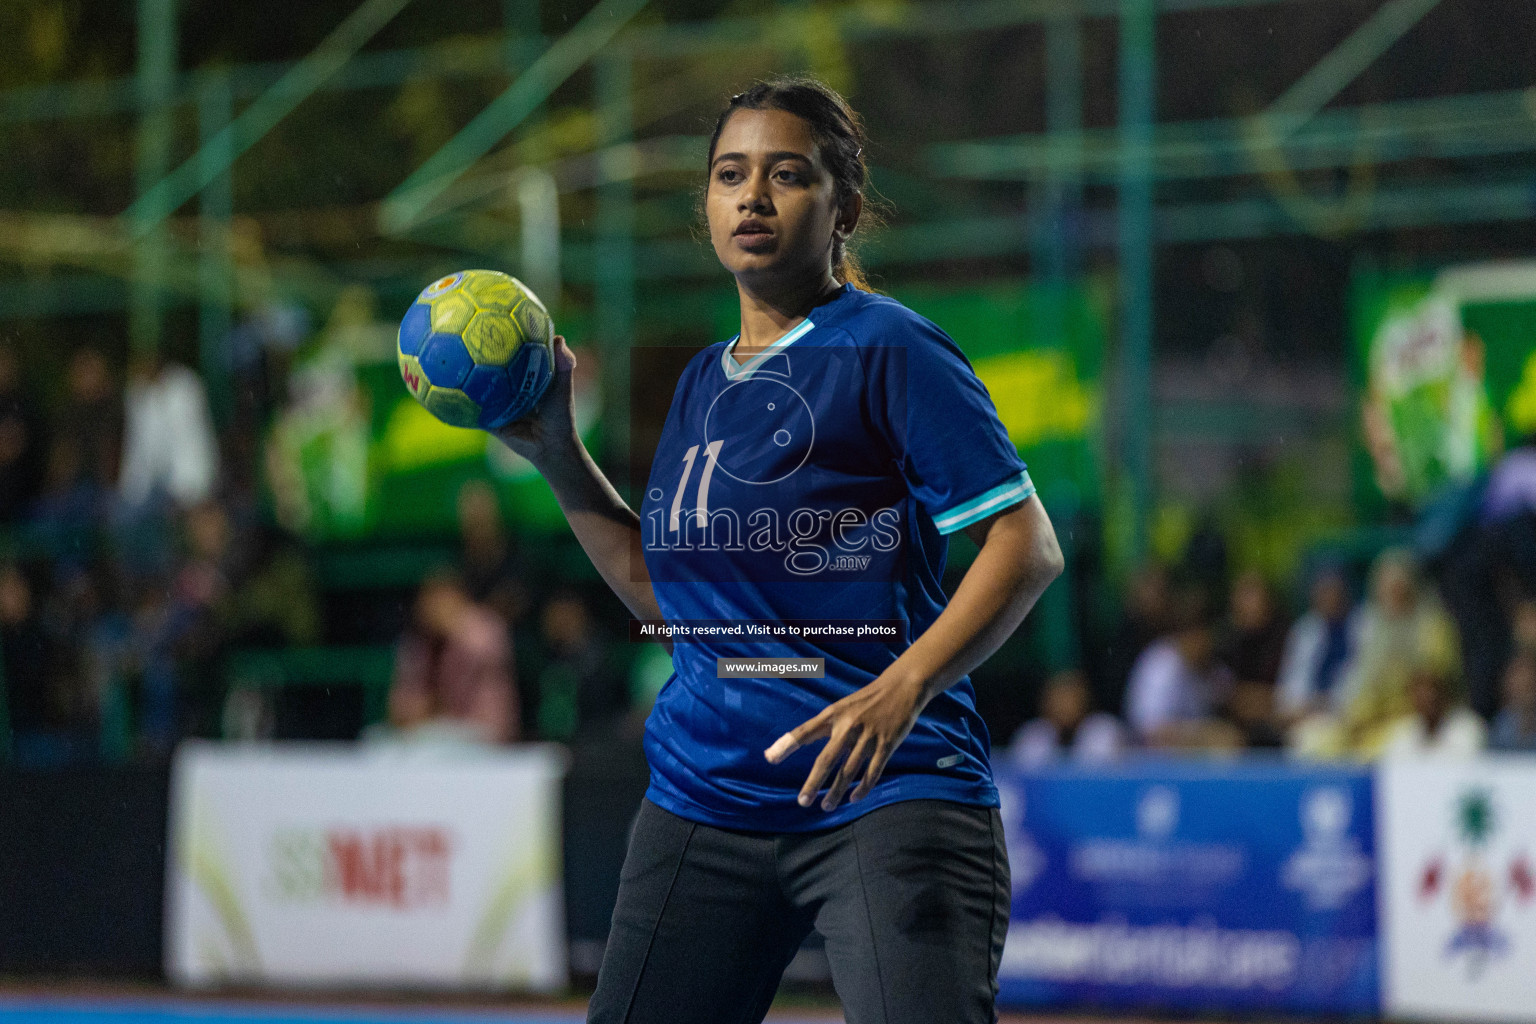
left=706, top=77, right=877, bottom=292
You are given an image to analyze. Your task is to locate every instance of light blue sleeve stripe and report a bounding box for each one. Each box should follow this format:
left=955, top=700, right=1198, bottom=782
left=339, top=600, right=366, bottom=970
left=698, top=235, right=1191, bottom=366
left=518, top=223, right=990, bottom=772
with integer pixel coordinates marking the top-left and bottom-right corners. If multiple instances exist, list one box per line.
left=932, top=471, right=1036, bottom=534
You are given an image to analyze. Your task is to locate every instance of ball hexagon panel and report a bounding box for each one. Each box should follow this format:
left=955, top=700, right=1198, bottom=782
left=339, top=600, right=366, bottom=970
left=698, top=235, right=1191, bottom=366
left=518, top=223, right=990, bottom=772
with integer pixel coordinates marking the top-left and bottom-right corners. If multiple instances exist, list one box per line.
left=397, top=303, right=431, bottom=358
left=515, top=296, right=554, bottom=346
left=419, top=333, right=474, bottom=389
left=422, top=386, right=481, bottom=428
left=462, top=272, right=520, bottom=311
left=429, top=291, right=475, bottom=335
left=463, top=364, right=516, bottom=427
left=462, top=310, right=522, bottom=365
left=398, top=352, right=430, bottom=402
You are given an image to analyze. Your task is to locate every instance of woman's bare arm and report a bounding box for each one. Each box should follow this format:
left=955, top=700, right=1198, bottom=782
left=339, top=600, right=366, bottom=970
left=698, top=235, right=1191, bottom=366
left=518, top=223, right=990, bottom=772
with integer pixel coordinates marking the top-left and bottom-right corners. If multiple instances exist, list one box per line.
left=493, top=337, right=664, bottom=628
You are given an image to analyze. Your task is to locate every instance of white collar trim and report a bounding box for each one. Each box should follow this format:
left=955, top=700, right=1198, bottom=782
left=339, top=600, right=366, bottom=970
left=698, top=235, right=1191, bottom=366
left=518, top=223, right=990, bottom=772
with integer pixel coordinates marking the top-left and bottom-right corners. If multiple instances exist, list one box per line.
left=720, top=317, right=816, bottom=381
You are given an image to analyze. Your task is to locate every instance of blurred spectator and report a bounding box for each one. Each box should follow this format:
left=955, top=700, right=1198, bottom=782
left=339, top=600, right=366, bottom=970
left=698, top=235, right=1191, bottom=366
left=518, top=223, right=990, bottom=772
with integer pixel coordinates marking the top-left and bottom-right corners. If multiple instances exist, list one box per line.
left=533, top=588, right=626, bottom=741
left=222, top=521, right=321, bottom=650
left=1380, top=663, right=1485, bottom=760
left=225, top=300, right=307, bottom=433
left=1480, top=437, right=1536, bottom=523
left=1339, top=550, right=1461, bottom=752
left=1511, top=598, right=1536, bottom=656
left=0, top=344, right=47, bottom=524
left=1224, top=679, right=1284, bottom=749
left=1440, top=435, right=1536, bottom=716
left=1292, top=549, right=1460, bottom=759
left=158, top=501, right=247, bottom=741
left=119, top=353, right=219, bottom=511
left=1124, top=586, right=1235, bottom=748
left=1010, top=669, right=1124, bottom=765
left=457, top=479, right=528, bottom=628
left=1102, top=562, right=1172, bottom=712
left=25, top=562, right=104, bottom=762
left=58, top=346, right=121, bottom=495
left=1221, top=570, right=1289, bottom=687
left=1491, top=651, right=1536, bottom=753
left=31, top=348, right=120, bottom=553
left=263, top=291, right=381, bottom=538
left=0, top=562, right=50, bottom=751
left=1276, top=565, right=1359, bottom=723
left=1182, top=512, right=1230, bottom=603
left=389, top=572, right=517, bottom=744
left=1218, top=570, right=1289, bottom=746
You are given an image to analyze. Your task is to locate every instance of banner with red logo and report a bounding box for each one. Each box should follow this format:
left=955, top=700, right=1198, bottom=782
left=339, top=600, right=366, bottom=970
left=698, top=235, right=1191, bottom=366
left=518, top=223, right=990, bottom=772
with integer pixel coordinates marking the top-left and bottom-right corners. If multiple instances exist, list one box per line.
left=1380, top=757, right=1536, bottom=1021
left=166, top=742, right=568, bottom=991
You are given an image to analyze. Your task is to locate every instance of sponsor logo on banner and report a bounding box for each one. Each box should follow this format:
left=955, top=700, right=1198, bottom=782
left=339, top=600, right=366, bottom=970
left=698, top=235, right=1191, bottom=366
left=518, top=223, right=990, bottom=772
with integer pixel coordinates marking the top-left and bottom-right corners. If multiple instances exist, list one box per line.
left=1414, top=788, right=1533, bottom=977
left=167, top=743, right=568, bottom=991
left=266, top=826, right=454, bottom=909
left=998, top=765, right=1379, bottom=1015
left=1381, top=758, right=1536, bottom=1021
left=1002, top=918, right=1300, bottom=991
left=1067, top=785, right=1246, bottom=889
left=1282, top=787, right=1373, bottom=911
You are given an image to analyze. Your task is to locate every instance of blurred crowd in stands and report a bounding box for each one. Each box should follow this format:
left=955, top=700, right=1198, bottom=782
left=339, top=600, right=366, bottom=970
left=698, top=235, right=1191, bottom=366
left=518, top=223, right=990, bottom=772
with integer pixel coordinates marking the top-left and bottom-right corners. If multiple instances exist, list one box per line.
left=0, top=334, right=647, bottom=765
left=3, top=331, right=1535, bottom=768
left=1013, top=453, right=1536, bottom=763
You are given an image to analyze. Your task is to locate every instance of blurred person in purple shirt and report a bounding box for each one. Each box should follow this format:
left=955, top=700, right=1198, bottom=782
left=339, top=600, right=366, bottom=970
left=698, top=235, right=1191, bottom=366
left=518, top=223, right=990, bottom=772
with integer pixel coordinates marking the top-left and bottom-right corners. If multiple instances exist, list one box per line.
left=1442, top=437, right=1536, bottom=717
left=1491, top=651, right=1536, bottom=753
left=1124, top=586, right=1235, bottom=748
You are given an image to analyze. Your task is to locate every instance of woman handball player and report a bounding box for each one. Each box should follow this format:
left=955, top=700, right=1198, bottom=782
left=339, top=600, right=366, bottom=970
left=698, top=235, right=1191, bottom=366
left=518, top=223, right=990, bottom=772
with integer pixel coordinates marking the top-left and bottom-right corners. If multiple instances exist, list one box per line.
left=496, top=77, right=1065, bottom=1024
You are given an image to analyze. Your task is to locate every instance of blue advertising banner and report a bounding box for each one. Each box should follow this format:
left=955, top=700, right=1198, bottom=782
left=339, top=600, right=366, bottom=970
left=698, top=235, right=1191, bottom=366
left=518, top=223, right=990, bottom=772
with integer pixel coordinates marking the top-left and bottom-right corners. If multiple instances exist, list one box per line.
left=995, top=761, right=1379, bottom=1014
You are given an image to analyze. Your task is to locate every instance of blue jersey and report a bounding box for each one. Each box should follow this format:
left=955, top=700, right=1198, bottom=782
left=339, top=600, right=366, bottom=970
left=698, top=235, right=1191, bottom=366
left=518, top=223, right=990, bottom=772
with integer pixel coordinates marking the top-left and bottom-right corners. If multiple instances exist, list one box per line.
left=639, top=283, right=1035, bottom=830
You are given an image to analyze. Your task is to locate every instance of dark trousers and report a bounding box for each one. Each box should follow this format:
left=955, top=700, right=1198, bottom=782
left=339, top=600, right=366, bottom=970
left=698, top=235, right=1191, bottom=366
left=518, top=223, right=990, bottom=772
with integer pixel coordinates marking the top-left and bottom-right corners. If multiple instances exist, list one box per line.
left=587, top=797, right=1010, bottom=1024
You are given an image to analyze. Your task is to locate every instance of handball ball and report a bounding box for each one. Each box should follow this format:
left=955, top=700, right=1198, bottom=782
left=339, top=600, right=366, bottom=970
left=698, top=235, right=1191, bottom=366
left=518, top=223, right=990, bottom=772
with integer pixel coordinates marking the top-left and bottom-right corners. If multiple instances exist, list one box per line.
left=397, top=269, right=555, bottom=430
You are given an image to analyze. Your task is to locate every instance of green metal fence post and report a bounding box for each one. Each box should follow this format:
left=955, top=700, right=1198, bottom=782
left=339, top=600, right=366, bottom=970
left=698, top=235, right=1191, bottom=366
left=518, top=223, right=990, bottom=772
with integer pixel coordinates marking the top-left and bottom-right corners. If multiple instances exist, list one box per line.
left=595, top=50, right=635, bottom=492
left=1117, top=0, right=1156, bottom=566
left=198, top=68, right=235, bottom=425
left=130, top=0, right=179, bottom=358
left=1030, top=12, right=1086, bottom=670
left=1033, top=10, right=1083, bottom=326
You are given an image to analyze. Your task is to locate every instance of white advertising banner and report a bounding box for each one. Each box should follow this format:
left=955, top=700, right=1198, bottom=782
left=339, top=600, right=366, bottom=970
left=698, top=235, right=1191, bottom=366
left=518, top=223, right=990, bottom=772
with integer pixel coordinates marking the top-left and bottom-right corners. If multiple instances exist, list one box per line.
left=166, top=742, right=568, bottom=991
left=1380, top=757, right=1536, bottom=1021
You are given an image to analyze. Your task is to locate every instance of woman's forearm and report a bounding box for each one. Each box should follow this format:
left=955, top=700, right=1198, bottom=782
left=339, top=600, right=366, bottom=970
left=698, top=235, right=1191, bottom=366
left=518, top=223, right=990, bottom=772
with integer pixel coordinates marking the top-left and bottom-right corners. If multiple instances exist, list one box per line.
left=894, top=496, right=1063, bottom=705
left=526, top=435, right=665, bottom=625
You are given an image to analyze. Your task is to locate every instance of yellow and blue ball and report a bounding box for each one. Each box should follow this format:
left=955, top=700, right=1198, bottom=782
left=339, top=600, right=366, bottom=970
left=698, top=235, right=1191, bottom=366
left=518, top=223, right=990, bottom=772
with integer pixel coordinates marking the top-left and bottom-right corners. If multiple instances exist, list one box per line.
left=397, top=269, right=555, bottom=430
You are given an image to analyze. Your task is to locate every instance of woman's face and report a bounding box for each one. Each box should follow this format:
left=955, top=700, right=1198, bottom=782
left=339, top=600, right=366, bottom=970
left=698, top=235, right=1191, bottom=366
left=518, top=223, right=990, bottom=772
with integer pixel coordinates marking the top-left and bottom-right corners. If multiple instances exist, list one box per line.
left=706, top=107, right=849, bottom=291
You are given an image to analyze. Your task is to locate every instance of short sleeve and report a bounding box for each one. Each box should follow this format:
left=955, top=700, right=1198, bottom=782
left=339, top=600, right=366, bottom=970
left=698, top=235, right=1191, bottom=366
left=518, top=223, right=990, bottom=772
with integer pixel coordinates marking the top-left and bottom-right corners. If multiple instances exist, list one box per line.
left=863, top=312, right=1033, bottom=535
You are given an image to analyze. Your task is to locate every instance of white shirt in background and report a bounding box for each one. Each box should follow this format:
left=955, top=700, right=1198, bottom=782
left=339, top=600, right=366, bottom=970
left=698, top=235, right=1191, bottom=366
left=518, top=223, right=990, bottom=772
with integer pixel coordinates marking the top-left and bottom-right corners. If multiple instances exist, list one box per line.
left=119, top=362, right=219, bottom=509
left=1380, top=709, right=1487, bottom=760
left=1010, top=714, right=1125, bottom=766
left=1276, top=612, right=1361, bottom=718
left=1124, top=638, right=1233, bottom=742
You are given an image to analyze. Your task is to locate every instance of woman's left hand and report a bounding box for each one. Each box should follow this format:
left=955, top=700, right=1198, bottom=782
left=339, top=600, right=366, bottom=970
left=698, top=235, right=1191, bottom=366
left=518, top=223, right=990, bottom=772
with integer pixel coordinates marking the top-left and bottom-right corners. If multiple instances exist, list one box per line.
left=764, top=670, right=931, bottom=811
